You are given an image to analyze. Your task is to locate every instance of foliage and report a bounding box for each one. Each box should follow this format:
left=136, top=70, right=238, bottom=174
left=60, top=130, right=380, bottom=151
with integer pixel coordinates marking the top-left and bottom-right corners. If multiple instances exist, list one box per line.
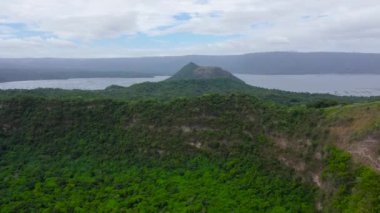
left=166, top=62, right=245, bottom=83
left=0, top=94, right=320, bottom=212
left=323, top=146, right=380, bottom=212
left=1, top=78, right=378, bottom=106
left=0, top=92, right=379, bottom=212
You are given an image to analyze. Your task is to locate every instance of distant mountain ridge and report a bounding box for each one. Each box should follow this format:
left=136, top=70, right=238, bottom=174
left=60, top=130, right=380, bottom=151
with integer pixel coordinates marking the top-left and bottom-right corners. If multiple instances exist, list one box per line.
left=167, top=62, right=244, bottom=82
left=1, top=52, right=380, bottom=82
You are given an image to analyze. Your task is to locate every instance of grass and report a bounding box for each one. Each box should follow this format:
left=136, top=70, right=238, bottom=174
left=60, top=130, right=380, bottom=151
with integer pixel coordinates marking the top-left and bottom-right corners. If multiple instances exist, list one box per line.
left=324, top=101, right=380, bottom=139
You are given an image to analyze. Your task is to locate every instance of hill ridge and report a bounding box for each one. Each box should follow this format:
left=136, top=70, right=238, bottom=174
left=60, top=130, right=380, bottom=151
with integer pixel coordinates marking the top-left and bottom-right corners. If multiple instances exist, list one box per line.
left=166, top=62, right=244, bottom=83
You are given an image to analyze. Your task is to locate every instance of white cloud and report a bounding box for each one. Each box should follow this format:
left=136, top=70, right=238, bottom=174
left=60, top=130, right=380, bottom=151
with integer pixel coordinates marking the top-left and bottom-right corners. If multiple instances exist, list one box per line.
left=0, top=37, right=75, bottom=57
left=266, top=36, right=289, bottom=44
left=0, top=0, right=379, bottom=57
left=39, top=14, right=139, bottom=39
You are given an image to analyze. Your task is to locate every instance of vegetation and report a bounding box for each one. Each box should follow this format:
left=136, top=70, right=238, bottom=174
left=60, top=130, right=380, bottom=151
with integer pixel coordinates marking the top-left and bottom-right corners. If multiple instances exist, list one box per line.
left=0, top=64, right=379, bottom=211
left=0, top=93, right=379, bottom=212
left=166, top=62, right=244, bottom=83
left=323, top=147, right=380, bottom=212
left=0, top=95, right=318, bottom=212
left=1, top=78, right=378, bottom=107
left=325, top=101, right=380, bottom=139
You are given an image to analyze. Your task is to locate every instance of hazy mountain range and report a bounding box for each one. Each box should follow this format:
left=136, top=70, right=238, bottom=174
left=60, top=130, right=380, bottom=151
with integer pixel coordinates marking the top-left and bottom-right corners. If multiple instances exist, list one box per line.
left=1, top=52, right=380, bottom=82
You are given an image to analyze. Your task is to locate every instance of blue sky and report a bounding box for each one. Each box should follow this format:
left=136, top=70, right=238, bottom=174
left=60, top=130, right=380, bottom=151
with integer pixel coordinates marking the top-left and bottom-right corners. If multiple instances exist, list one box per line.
left=0, top=0, right=379, bottom=57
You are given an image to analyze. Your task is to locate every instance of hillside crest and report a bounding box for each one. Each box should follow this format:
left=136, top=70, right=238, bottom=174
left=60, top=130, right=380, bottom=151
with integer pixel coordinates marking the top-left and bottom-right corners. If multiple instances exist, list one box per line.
left=167, top=62, right=244, bottom=82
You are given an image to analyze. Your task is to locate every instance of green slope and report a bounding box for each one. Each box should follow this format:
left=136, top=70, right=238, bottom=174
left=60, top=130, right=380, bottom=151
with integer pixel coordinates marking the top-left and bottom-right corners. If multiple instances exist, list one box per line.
left=166, top=62, right=244, bottom=83
left=1, top=78, right=378, bottom=106
left=0, top=94, right=379, bottom=212
left=0, top=63, right=379, bottom=212
left=0, top=95, right=317, bottom=212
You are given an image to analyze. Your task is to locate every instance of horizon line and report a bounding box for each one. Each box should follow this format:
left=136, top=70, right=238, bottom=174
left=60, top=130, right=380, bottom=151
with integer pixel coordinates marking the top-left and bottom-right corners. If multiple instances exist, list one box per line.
left=1, top=51, right=380, bottom=59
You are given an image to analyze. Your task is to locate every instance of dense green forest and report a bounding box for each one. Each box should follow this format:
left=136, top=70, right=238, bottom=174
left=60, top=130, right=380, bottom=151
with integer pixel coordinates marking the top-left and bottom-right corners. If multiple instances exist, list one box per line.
left=1, top=93, right=379, bottom=212
left=1, top=63, right=379, bottom=212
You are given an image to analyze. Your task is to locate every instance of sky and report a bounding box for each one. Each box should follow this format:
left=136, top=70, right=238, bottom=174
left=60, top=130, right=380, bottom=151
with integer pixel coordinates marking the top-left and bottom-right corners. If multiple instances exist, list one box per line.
left=0, top=0, right=379, bottom=57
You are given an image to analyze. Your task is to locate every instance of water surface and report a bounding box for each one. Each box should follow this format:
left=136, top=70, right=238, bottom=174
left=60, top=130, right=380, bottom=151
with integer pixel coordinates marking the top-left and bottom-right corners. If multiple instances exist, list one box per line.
left=0, top=74, right=380, bottom=96
left=235, top=74, right=380, bottom=96
left=0, top=76, right=169, bottom=90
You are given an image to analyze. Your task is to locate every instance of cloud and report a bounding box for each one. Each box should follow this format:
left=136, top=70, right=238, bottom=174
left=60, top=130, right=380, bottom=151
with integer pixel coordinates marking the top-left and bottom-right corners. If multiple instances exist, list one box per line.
left=0, top=37, right=75, bottom=57
left=267, top=36, right=290, bottom=44
left=38, top=14, right=139, bottom=40
left=0, top=0, right=379, bottom=57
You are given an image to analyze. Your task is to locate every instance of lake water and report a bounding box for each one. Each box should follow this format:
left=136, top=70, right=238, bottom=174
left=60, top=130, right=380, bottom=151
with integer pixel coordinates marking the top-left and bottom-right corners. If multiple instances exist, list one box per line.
left=0, top=76, right=170, bottom=90
left=235, top=74, right=380, bottom=96
left=0, top=74, right=380, bottom=96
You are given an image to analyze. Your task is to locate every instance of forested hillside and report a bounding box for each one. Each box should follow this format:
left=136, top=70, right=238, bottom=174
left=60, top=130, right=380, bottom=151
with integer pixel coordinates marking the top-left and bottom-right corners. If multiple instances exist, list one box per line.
left=1, top=0, right=380, bottom=211
left=0, top=94, right=379, bottom=212
left=1, top=64, right=379, bottom=212
left=1, top=78, right=379, bottom=106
